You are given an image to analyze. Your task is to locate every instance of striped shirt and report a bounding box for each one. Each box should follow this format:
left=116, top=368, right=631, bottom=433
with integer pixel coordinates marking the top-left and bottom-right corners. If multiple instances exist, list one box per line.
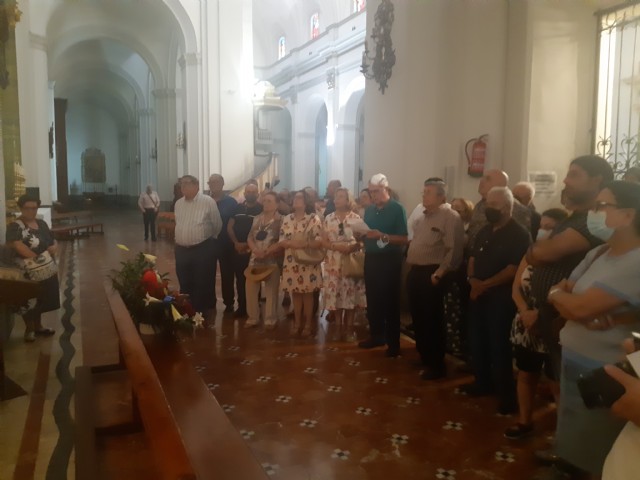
left=174, top=193, right=222, bottom=246
left=406, top=203, right=464, bottom=271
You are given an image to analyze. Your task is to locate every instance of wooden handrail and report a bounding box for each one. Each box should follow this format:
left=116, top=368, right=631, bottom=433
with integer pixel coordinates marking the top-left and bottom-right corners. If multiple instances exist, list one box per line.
left=103, top=281, right=196, bottom=480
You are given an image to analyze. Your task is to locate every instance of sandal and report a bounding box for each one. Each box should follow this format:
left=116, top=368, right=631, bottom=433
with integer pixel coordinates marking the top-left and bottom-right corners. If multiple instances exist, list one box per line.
left=34, top=328, right=55, bottom=337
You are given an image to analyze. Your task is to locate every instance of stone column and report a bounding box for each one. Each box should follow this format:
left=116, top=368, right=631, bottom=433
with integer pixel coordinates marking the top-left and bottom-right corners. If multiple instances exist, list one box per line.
left=179, top=52, right=202, bottom=181
left=153, top=88, right=177, bottom=202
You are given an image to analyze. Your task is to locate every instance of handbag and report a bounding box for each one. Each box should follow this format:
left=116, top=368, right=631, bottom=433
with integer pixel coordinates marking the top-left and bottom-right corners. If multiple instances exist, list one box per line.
left=342, top=250, right=365, bottom=278
left=292, top=216, right=326, bottom=266
left=17, top=251, right=58, bottom=282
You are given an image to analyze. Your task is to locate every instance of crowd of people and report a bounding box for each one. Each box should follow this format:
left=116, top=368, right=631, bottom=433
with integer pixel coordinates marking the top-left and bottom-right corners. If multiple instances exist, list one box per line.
left=161, top=155, right=640, bottom=480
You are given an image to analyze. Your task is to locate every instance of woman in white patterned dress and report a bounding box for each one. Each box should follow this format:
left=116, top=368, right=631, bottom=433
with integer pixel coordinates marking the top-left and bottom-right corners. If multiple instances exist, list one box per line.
left=322, top=188, right=366, bottom=340
left=277, top=190, right=324, bottom=337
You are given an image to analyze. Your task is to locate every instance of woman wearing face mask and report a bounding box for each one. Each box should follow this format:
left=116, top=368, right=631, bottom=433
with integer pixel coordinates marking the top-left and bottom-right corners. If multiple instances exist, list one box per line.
left=545, top=181, right=640, bottom=478
left=505, top=208, right=568, bottom=440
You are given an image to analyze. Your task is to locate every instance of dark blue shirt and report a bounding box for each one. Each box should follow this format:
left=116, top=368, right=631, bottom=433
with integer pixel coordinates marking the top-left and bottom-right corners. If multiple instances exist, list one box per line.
left=214, top=195, right=238, bottom=246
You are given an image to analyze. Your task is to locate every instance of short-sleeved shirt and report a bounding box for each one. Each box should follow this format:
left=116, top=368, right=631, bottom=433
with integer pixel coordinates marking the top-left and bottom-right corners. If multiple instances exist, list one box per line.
left=363, top=199, right=408, bottom=254
left=232, top=202, right=263, bottom=243
left=471, top=219, right=531, bottom=295
left=467, top=199, right=532, bottom=248
left=214, top=195, right=238, bottom=246
left=529, top=210, right=603, bottom=309
left=560, top=246, right=640, bottom=362
left=6, top=219, right=54, bottom=255
left=248, top=212, right=281, bottom=266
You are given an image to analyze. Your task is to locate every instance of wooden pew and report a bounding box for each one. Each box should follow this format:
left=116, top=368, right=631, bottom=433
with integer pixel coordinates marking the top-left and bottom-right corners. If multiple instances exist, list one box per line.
left=75, top=283, right=267, bottom=480
left=157, top=212, right=175, bottom=240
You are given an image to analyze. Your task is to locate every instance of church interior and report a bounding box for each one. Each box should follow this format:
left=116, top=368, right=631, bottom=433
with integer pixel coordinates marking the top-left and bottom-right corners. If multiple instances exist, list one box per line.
left=0, top=0, right=638, bottom=479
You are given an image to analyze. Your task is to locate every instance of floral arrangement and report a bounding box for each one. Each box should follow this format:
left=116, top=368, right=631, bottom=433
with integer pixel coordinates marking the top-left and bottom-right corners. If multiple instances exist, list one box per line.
left=110, top=245, right=203, bottom=334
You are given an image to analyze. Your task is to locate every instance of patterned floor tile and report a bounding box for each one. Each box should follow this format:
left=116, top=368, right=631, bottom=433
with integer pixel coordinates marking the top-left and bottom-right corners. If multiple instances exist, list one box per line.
left=330, top=449, right=350, bottom=460
left=375, top=377, right=388, bottom=384
left=222, top=404, right=235, bottom=412
left=453, top=387, right=467, bottom=396
left=256, top=376, right=272, bottom=383
left=284, top=352, right=299, bottom=358
left=195, top=365, right=206, bottom=372
left=326, top=346, right=340, bottom=352
left=275, top=395, right=292, bottom=403
left=327, top=385, right=342, bottom=392
left=261, top=462, right=280, bottom=476
left=304, top=367, right=319, bottom=374
left=355, top=407, right=372, bottom=416
left=442, top=421, right=463, bottom=431
left=435, top=468, right=456, bottom=479
left=406, top=397, right=421, bottom=405
left=347, top=360, right=360, bottom=367
left=391, top=434, right=409, bottom=445
left=240, top=359, right=254, bottom=365
left=495, top=451, right=516, bottom=463
left=299, top=419, right=318, bottom=428
left=239, top=429, right=255, bottom=439
left=227, top=346, right=240, bottom=351
left=206, top=383, right=219, bottom=390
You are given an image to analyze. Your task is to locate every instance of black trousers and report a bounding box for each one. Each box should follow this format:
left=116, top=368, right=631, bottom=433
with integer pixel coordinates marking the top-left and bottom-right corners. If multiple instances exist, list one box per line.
left=214, top=241, right=235, bottom=309
left=233, top=252, right=251, bottom=313
left=468, top=290, right=517, bottom=404
left=407, top=265, right=446, bottom=370
left=175, top=238, right=216, bottom=313
left=364, top=251, right=403, bottom=351
left=142, top=209, right=157, bottom=240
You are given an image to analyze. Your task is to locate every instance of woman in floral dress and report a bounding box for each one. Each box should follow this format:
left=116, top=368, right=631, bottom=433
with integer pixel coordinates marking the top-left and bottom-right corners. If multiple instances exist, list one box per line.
left=322, top=188, right=366, bottom=340
left=278, top=190, right=324, bottom=337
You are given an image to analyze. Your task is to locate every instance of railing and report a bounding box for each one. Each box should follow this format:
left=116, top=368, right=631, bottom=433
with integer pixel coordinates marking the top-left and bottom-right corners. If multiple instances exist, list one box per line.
left=229, top=154, right=279, bottom=199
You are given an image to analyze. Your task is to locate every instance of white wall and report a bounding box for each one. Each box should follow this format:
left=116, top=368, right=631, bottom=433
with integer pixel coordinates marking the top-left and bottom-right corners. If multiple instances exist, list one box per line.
left=66, top=102, right=121, bottom=192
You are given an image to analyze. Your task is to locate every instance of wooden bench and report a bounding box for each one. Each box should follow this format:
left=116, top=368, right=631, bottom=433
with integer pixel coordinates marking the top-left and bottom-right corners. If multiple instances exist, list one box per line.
left=51, top=223, right=103, bottom=240
left=74, top=283, right=268, bottom=480
left=52, top=210, right=93, bottom=225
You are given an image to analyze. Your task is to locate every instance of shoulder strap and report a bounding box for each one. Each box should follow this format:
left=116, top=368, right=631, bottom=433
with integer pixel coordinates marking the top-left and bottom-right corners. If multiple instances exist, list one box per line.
left=147, top=192, right=158, bottom=207
left=15, top=219, right=26, bottom=231
left=589, top=244, right=610, bottom=267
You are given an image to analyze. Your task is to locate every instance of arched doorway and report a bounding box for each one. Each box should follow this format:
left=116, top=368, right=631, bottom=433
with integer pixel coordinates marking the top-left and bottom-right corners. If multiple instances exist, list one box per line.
left=315, top=104, right=328, bottom=194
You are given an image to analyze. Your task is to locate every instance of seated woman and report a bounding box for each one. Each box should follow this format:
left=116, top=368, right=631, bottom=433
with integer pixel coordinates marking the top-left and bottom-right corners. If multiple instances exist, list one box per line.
left=322, top=188, right=366, bottom=341
left=506, top=208, right=568, bottom=440
left=7, top=195, right=60, bottom=342
left=277, top=190, right=324, bottom=337
left=547, top=181, right=640, bottom=477
left=245, top=191, right=282, bottom=329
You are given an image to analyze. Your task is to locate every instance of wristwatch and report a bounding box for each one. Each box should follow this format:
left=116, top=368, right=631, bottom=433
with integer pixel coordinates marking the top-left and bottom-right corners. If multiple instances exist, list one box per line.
left=381, top=234, right=390, bottom=244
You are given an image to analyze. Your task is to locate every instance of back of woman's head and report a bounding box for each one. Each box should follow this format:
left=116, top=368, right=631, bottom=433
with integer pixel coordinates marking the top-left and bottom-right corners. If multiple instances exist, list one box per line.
left=605, top=180, right=640, bottom=234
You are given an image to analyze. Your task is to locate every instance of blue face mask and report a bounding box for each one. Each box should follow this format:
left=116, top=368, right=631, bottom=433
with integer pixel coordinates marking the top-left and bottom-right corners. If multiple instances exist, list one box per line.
left=587, top=210, right=614, bottom=241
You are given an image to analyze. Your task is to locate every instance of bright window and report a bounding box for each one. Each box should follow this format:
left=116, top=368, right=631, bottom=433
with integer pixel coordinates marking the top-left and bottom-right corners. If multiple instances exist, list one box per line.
left=353, top=0, right=366, bottom=13
left=310, top=13, right=320, bottom=39
left=278, top=36, right=286, bottom=60
left=595, top=4, right=640, bottom=176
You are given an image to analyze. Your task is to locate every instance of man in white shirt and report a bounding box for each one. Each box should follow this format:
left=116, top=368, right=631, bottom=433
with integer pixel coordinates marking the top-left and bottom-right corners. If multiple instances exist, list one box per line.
left=174, top=175, right=222, bottom=317
left=138, top=184, right=160, bottom=241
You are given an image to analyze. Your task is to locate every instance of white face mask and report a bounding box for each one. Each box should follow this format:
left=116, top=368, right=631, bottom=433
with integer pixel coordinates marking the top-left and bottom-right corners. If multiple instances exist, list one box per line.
left=536, top=229, right=551, bottom=241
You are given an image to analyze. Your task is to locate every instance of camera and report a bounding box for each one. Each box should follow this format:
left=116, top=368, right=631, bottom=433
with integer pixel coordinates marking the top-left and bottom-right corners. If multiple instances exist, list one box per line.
left=577, top=332, right=640, bottom=409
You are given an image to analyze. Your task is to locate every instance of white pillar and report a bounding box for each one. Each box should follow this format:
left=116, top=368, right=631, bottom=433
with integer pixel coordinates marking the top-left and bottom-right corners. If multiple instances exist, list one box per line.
left=153, top=88, right=178, bottom=202
left=179, top=52, right=203, bottom=181
left=16, top=31, right=52, bottom=204
left=48, top=80, right=57, bottom=202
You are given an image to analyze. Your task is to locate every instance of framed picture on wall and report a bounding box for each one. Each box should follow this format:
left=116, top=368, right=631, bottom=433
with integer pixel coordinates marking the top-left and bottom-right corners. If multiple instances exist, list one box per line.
left=81, top=147, right=106, bottom=183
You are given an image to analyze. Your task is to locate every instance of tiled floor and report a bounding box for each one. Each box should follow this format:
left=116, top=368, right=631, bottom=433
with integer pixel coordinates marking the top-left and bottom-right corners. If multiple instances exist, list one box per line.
left=1, top=208, right=558, bottom=479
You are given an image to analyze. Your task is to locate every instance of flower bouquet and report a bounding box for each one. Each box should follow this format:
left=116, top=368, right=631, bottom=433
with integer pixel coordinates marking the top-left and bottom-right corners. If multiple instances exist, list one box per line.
left=110, top=246, right=203, bottom=335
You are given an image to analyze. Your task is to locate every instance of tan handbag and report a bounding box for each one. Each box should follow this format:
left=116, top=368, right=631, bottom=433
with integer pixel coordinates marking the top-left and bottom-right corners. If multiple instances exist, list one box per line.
left=292, top=216, right=326, bottom=265
left=342, top=250, right=365, bottom=278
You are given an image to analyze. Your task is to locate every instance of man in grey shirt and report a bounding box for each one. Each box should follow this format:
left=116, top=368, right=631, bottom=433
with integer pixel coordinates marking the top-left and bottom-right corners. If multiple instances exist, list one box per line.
left=406, top=179, right=464, bottom=380
left=174, top=175, right=222, bottom=318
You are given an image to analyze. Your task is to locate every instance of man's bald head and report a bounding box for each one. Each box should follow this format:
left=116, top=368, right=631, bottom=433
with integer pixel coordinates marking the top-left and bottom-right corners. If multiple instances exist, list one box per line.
left=479, top=169, right=509, bottom=199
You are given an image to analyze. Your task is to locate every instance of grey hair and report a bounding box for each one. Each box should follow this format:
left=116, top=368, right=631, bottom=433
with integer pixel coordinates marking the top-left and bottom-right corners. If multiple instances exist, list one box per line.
left=514, top=181, right=535, bottom=197
left=369, top=173, right=389, bottom=187
left=487, top=186, right=514, bottom=209
left=425, top=180, right=447, bottom=197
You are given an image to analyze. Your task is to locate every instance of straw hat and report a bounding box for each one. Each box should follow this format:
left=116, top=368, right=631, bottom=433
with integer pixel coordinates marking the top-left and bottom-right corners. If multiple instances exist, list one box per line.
left=244, top=264, right=278, bottom=283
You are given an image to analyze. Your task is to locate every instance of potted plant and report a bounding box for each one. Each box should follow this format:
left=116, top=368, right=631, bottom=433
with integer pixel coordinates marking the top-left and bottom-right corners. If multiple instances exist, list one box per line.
left=110, top=248, right=203, bottom=335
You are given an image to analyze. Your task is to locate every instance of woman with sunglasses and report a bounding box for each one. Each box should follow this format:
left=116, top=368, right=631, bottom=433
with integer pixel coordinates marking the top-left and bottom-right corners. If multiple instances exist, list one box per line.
left=245, top=192, right=282, bottom=329
left=322, top=188, right=366, bottom=341
left=546, top=181, right=640, bottom=478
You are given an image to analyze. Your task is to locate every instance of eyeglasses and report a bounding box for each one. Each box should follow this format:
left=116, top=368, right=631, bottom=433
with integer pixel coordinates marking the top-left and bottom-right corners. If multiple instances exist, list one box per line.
left=594, top=201, right=620, bottom=212
left=338, top=223, right=345, bottom=236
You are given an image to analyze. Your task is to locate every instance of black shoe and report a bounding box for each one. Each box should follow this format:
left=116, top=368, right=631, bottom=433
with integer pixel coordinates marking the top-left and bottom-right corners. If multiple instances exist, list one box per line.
left=421, top=367, right=446, bottom=381
left=358, top=338, right=386, bottom=349
left=458, top=383, right=494, bottom=397
left=534, top=449, right=562, bottom=467
left=410, top=359, right=426, bottom=368
left=233, top=310, right=247, bottom=319
left=384, top=348, right=401, bottom=358
left=224, top=305, right=235, bottom=314
left=144, top=237, right=148, bottom=240
left=34, top=328, right=55, bottom=337
left=151, top=238, right=157, bottom=242
left=504, top=423, right=533, bottom=440
left=282, top=296, right=291, bottom=307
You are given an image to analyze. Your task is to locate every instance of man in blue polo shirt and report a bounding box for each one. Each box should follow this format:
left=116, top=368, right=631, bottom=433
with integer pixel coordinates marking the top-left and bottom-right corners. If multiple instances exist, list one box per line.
left=359, top=173, right=408, bottom=357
